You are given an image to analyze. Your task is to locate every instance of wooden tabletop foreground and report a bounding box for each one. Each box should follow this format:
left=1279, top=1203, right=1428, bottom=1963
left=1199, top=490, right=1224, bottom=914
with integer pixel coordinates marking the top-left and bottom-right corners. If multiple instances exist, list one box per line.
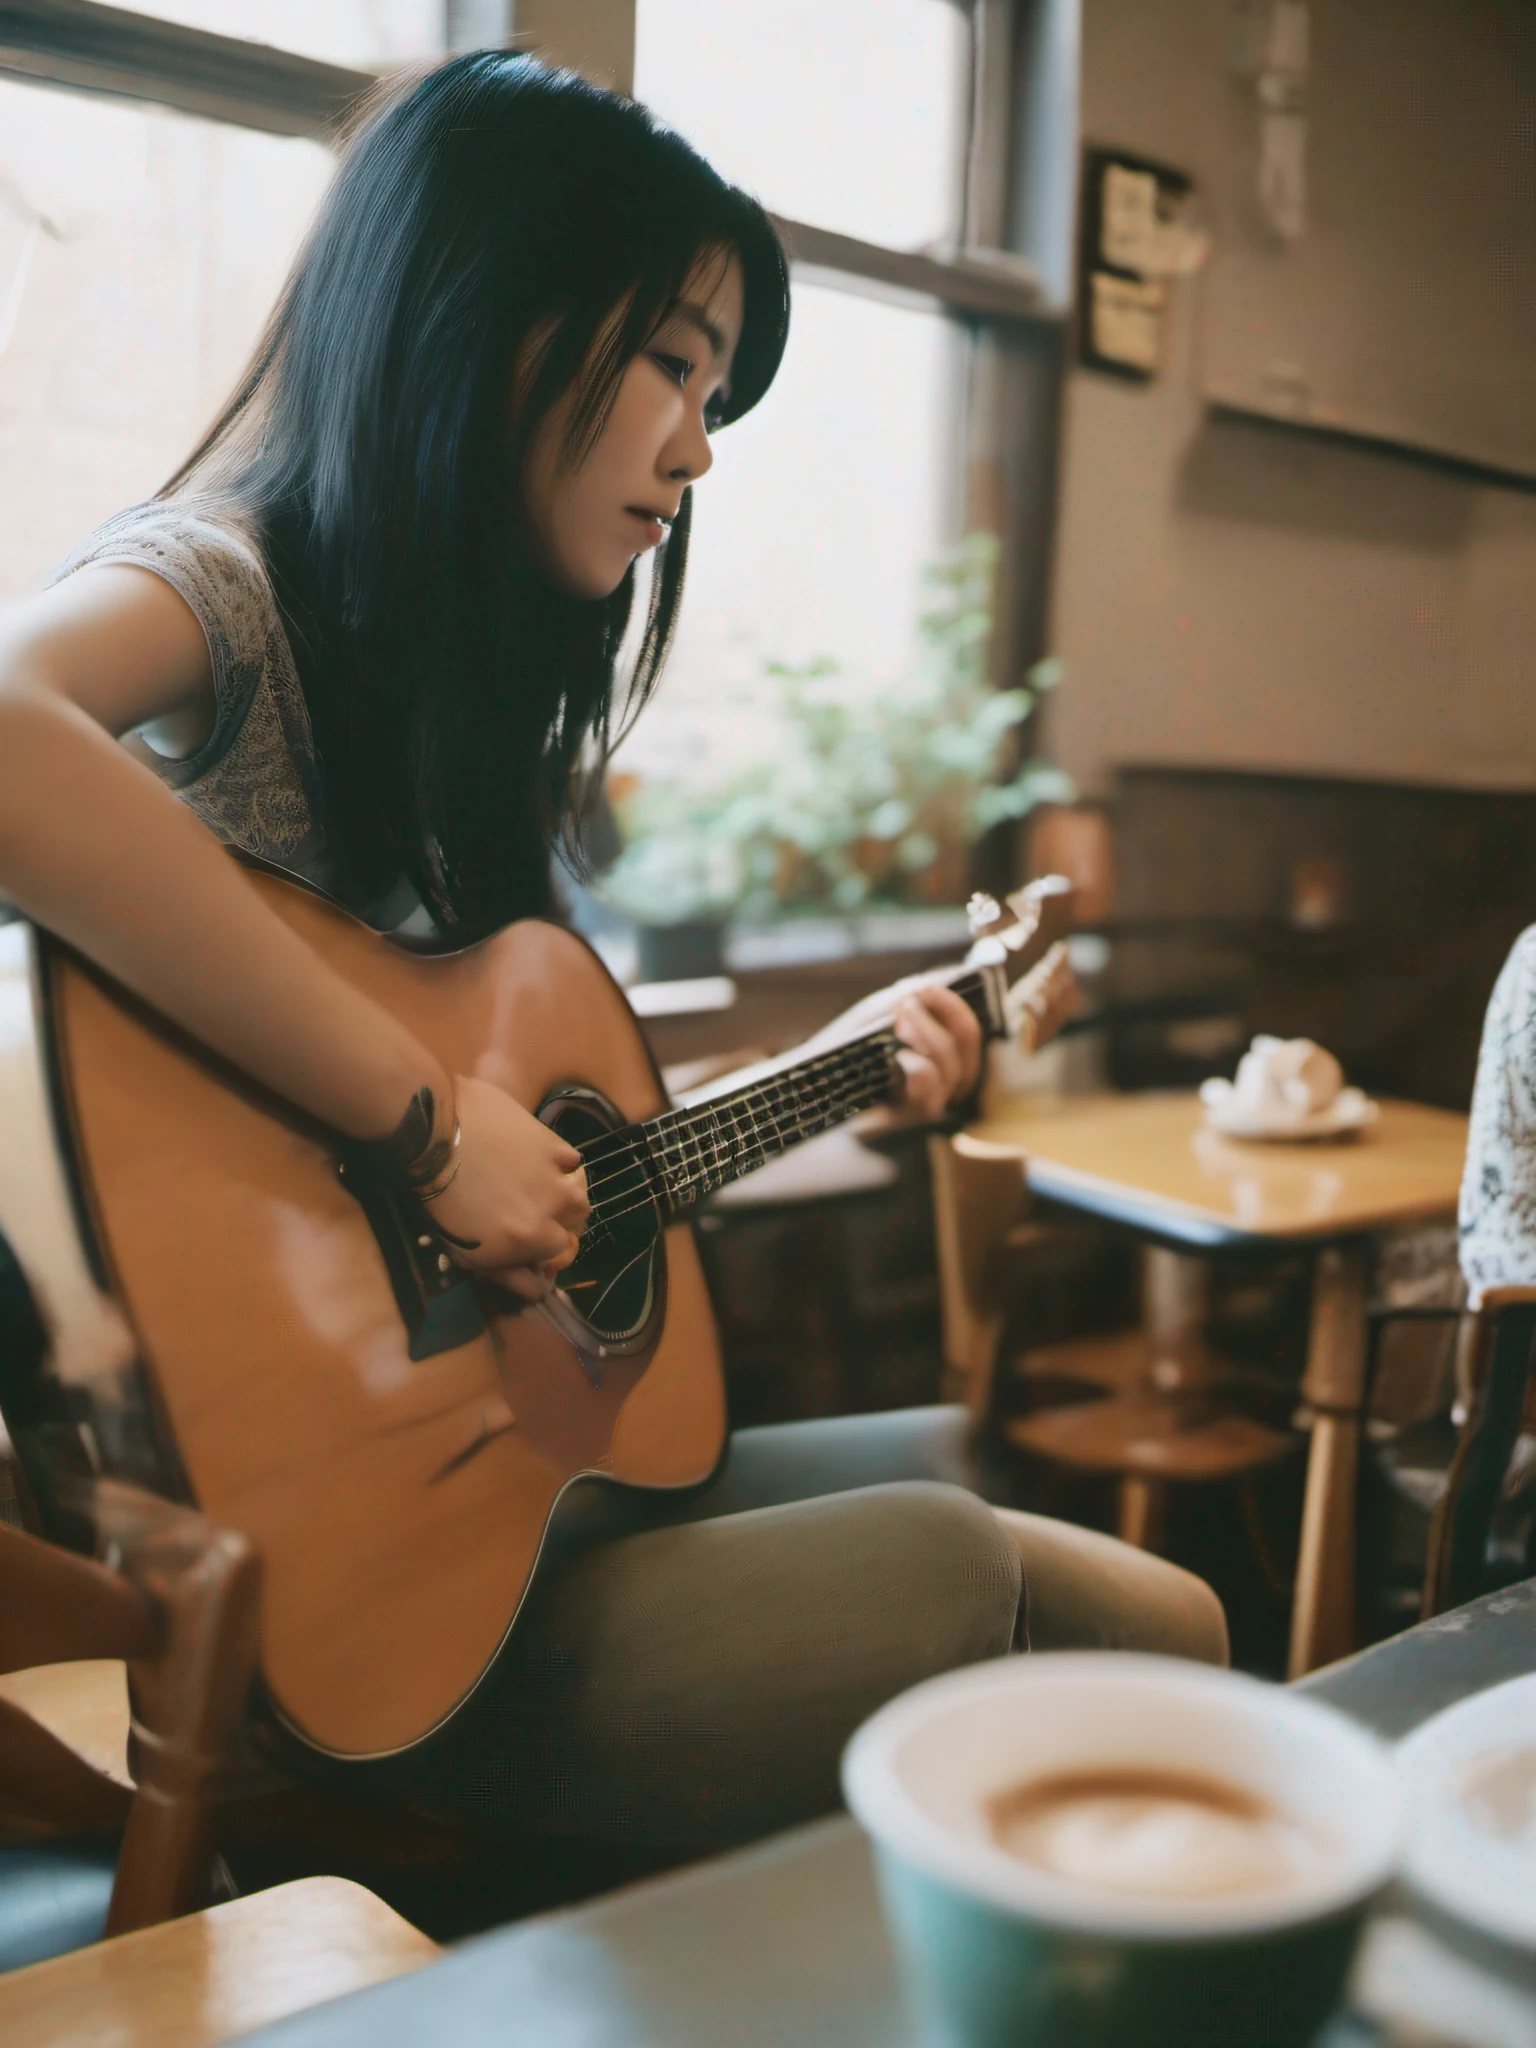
left=961, top=1091, right=1469, bottom=1246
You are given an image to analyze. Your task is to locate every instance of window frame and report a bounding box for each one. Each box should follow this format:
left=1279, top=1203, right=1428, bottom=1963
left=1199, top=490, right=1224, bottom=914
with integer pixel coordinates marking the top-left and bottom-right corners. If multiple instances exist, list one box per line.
left=0, top=2, right=1056, bottom=320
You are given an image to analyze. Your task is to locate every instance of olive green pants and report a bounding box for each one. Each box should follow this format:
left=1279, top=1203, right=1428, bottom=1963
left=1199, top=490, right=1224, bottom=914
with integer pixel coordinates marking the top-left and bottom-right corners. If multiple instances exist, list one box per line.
left=387, top=1406, right=1226, bottom=1860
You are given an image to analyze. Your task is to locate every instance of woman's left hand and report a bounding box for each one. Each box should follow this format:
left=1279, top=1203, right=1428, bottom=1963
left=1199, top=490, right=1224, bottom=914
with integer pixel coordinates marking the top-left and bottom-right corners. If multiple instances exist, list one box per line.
left=887, top=984, right=983, bottom=1122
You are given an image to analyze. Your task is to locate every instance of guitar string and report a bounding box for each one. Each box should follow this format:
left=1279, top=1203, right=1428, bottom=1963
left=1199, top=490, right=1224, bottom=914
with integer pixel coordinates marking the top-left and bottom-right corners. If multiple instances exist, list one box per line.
left=584, top=1028, right=922, bottom=1215
left=579, top=1051, right=900, bottom=1244
left=578, top=1064, right=896, bottom=1249
left=582, top=1039, right=899, bottom=1210
left=568, top=961, right=1004, bottom=1252
left=563, top=917, right=1055, bottom=1266
left=574, top=1036, right=899, bottom=1196
left=574, top=1035, right=904, bottom=1202
left=573, top=967, right=993, bottom=1203
left=578, top=1061, right=895, bottom=1242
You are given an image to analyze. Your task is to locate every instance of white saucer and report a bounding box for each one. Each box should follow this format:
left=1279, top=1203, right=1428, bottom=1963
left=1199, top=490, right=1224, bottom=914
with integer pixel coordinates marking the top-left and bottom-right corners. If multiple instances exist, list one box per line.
left=1198, top=1081, right=1379, bottom=1142
left=1396, top=1672, right=1536, bottom=1969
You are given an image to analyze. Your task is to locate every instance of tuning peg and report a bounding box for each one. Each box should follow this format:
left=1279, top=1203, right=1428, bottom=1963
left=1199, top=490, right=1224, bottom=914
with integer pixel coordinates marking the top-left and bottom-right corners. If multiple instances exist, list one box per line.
left=966, top=891, right=1004, bottom=939
left=1004, top=874, right=1072, bottom=921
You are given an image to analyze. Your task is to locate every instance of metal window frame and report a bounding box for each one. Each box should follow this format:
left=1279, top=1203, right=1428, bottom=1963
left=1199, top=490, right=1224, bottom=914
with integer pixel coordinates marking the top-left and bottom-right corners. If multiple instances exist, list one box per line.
left=0, top=0, right=369, bottom=138
left=0, top=0, right=1054, bottom=327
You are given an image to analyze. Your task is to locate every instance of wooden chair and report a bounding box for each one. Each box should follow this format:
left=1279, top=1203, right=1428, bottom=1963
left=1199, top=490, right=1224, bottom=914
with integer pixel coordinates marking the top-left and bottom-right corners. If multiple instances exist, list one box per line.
left=0, top=1480, right=261, bottom=1957
left=0, top=1486, right=440, bottom=2044
left=1362, top=1285, right=1536, bottom=1623
left=930, top=1134, right=1293, bottom=1550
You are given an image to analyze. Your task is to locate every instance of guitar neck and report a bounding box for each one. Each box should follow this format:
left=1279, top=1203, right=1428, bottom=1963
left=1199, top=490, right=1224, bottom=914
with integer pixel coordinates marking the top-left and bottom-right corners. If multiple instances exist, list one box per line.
left=580, top=965, right=997, bottom=1233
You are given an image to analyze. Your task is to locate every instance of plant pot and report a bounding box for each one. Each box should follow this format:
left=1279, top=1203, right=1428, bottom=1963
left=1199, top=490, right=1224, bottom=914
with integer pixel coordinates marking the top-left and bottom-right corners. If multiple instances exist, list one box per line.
left=635, top=918, right=728, bottom=983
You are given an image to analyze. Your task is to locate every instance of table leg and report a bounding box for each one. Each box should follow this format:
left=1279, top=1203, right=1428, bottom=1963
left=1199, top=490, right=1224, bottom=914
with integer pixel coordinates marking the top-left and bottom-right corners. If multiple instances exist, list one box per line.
left=1288, top=1244, right=1370, bottom=1679
left=1118, top=1476, right=1165, bottom=1551
left=1142, top=1248, right=1216, bottom=1391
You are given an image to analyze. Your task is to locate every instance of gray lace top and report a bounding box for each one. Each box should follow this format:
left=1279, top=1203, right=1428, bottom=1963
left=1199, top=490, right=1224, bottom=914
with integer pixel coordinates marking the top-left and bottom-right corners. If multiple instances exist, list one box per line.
left=51, top=497, right=335, bottom=888
left=50, top=499, right=436, bottom=934
left=1460, top=926, right=1536, bottom=1298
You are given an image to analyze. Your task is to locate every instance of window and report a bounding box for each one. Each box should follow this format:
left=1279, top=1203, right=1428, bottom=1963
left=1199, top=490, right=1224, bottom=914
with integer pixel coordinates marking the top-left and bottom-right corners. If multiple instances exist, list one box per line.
left=634, top=0, right=969, bottom=253
left=103, top=1, right=444, bottom=70
left=616, top=0, right=1001, bottom=899
left=618, top=282, right=961, bottom=788
left=621, top=1, right=974, bottom=778
left=0, top=80, right=332, bottom=597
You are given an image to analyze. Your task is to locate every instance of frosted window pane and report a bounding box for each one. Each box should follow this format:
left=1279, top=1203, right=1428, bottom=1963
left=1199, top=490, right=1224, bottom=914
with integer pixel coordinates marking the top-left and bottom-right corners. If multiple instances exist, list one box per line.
left=618, top=282, right=959, bottom=783
left=634, top=0, right=968, bottom=252
left=0, top=81, right=333, bottom=598
left=109, top=1, right=444, bottom=69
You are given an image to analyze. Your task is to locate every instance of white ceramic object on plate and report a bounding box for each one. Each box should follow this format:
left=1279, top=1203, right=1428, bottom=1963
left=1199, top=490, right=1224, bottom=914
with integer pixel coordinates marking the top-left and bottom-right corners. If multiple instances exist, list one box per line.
left=1199, top=1079, right=1379, bottom=1142
left=1397, top=1672, right=1536, bottom=1972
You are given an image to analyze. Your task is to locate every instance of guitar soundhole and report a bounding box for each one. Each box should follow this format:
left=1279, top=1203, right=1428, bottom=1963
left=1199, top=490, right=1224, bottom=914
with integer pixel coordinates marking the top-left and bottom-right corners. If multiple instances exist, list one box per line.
left=538, top=1087, right=664, bottom=1357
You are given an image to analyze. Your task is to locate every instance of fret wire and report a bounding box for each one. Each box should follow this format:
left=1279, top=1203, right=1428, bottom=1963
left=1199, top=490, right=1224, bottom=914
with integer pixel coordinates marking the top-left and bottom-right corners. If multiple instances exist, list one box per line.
left=593, top=1037, right=886, bottom=1192
left=582, top=960, right=1006, bottom=1244
left=590, top=1053, right=889, bottom=1224
left=646, top=1036, right=895, bottom=1174
left=588, top=1050, right=898, bottom=1235
left=597, top=971, right=1001, bottom=1210
left=686, top=1044, right=892, bottom=1171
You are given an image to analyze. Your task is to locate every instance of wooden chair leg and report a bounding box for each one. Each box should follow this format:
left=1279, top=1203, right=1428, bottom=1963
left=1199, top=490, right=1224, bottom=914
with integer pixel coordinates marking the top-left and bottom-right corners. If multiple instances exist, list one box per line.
left=90, top=1484, right=262, bottom=1937
left=1117, top=1475, right=1165, bottom=1551
left=1288, top=1246, right=1369, bottom=1678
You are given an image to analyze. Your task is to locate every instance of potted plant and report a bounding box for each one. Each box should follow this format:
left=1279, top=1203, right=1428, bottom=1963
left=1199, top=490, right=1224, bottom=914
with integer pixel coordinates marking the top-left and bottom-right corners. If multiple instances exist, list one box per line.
left=599, top=534, right=1073, bottom=965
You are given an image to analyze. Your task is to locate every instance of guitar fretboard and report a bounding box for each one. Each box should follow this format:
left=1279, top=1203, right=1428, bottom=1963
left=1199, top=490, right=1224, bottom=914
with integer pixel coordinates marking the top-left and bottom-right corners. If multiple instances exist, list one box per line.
left=577, top=966, right=992, bottom=1248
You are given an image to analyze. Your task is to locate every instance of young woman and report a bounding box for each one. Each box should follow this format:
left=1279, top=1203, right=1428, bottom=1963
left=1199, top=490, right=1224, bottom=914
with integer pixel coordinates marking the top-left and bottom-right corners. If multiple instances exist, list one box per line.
left=0, top=55, right=1223, bottom=1874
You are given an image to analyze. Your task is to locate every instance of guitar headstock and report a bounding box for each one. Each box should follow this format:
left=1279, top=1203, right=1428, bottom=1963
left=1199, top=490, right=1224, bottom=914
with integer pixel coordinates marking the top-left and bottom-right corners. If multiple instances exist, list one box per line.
left=964, top=874, right=1080, bottom=1053
left=964, top=874, right=1075, bottom=968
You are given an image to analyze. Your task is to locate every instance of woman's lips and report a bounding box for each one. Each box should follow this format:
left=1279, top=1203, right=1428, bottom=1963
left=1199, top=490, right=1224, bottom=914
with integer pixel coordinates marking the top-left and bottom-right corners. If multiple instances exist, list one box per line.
left=625, top=507, right=669, bottom=548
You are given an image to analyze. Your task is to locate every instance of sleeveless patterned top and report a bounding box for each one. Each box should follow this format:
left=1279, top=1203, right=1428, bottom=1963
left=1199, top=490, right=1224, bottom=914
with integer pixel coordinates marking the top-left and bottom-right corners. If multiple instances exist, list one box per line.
left=50, top=498, right=432, bottom=934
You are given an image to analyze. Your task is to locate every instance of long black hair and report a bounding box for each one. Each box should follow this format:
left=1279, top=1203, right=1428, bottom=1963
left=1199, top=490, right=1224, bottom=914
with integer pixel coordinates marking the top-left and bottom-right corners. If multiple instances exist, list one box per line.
left=167, top=52, right=789, bottom=941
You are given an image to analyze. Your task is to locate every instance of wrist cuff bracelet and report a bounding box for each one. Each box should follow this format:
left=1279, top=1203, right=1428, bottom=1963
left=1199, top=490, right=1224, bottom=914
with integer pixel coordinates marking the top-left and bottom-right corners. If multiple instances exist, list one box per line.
left=337, top=1086, right=476, bottom=1246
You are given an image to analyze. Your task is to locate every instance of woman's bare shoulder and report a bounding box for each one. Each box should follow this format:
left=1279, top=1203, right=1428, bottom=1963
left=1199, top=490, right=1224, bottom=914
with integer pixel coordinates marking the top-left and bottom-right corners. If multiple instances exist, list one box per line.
left=0, top=553, right=214, bottom=745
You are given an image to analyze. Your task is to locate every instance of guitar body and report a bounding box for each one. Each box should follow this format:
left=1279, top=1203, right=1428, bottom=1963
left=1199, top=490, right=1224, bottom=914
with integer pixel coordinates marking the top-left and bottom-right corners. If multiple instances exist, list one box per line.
left=34, top=870, right=726, bottom=1758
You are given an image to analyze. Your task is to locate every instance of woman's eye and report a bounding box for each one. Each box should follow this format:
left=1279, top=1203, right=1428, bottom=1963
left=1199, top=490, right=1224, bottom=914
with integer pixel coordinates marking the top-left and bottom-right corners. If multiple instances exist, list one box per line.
left=651, top=352, right=693, bottom=388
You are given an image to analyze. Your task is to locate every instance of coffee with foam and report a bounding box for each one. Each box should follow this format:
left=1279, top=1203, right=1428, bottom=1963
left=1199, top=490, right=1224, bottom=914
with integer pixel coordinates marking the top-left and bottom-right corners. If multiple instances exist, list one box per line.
left=987, top=1768, right=1330, bottom=1902
left=1456, top=1744, right=1536, bottom=1854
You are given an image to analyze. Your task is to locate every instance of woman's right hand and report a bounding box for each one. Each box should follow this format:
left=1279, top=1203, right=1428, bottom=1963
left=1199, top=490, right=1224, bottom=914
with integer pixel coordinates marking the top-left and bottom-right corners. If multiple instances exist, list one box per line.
left=425, top=1075, right=590, bottom=1302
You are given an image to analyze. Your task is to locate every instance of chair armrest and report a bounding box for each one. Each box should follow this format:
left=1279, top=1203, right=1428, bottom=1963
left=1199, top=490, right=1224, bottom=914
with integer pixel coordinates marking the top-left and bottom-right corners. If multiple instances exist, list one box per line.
left=89, top=1484, right=262, bottom=1936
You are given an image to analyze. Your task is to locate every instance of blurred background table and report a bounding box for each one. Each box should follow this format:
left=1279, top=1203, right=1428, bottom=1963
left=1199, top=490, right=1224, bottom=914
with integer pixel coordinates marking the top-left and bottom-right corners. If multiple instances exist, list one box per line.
left=959, top=1092, right=1469, bottom=1675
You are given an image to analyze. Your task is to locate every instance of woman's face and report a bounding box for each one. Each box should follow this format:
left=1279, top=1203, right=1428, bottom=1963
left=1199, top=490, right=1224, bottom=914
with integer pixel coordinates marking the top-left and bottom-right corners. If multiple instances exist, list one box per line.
left=524, top=251, right=744, bottom=600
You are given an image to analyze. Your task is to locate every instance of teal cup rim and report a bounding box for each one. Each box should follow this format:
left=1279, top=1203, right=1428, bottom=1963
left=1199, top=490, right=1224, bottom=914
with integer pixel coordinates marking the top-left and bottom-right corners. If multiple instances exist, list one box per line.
left=842, top=1652, right=1403, bottom=1945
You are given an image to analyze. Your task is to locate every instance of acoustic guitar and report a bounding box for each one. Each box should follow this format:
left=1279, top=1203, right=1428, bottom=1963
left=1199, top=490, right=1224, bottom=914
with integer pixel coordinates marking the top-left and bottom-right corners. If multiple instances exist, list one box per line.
left=0, top=864, right=1073, bottom=1761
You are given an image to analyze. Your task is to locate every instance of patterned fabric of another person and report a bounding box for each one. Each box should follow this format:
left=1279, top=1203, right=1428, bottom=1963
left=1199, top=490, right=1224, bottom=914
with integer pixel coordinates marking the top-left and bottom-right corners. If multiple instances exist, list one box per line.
left=1460, top=927, right=1536, bottom=1298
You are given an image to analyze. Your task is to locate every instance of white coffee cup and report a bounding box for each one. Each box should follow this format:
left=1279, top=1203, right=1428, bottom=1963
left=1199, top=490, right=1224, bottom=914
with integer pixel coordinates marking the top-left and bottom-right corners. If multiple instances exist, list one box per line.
left=1396, top=1671, right=1536, bottom=1992
left=843, top=1654, right=1401, bottom=2048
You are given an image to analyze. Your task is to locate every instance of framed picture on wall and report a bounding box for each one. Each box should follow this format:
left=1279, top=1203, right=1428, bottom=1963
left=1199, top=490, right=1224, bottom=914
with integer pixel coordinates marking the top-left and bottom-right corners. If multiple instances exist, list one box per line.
left=1078, top=147, right=1194, bottom=381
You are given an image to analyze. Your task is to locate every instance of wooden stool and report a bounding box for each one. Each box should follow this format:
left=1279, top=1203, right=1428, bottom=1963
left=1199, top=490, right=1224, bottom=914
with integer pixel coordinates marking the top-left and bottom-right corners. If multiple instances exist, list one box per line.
left=1008, top=1390, right=1292, bottom=1549
left=1008, top=1248, right=1294, bottom=1550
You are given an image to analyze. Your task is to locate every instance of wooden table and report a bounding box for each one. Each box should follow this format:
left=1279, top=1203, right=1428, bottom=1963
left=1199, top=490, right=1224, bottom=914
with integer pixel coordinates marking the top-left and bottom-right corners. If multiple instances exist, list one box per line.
left=225, top=1579, right=1536, bottom=2048
left=959, top=1093, right=1469, bottom=1676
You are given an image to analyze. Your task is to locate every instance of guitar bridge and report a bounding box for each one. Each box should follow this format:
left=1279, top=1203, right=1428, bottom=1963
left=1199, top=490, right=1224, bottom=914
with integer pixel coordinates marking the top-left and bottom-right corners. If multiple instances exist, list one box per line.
left=336, top=1161, right=488, bottom=1363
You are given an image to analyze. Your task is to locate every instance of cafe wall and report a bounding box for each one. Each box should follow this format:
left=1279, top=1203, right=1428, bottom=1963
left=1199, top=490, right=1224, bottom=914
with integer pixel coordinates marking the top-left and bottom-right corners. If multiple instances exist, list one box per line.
left=1046, top=0, right=1536, bottom=798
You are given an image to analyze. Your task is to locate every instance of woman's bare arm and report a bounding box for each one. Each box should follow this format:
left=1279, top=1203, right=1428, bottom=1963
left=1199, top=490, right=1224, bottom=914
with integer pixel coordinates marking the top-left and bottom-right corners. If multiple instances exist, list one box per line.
left=0, top=566, right=587, bottom=1287
left=0, top=564, right=456, bottom=1140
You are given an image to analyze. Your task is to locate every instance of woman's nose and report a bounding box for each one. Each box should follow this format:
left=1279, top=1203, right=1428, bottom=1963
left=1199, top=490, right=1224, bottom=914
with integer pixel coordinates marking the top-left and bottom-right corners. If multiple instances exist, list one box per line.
left=666, top=403, right=713, bottom=485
